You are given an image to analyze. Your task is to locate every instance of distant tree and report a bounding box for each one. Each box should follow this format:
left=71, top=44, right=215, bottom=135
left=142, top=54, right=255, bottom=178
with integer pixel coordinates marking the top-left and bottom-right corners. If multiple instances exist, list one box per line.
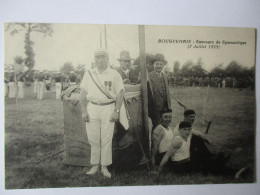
left=60, top=62, right=74, bottom=74
left=181, top=60, right=193, bottom=76
left=211, top=63, right=225, bottom=77
left=75, top=64, right=85, bottom=74
left=14, top=56, right=24, bottom=65
left=163, top=64, right=172, bottom=74
left=133, top=53, right=155, bottom=72
left=75, top=64, right=86, bottom=80
left=190, top=58, right=206, bottom=77
left=5, top=23, right=53, bottom=70
left=225, top=61, right=243, bottom=78
left=173, top=61, right=180, bottom=75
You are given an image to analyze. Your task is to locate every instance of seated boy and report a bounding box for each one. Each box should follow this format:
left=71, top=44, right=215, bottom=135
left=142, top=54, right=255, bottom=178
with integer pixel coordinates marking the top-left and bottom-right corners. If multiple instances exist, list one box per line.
left=151, top=108, right=173, bottom=170
left=156, top=121, right=249, bottom=179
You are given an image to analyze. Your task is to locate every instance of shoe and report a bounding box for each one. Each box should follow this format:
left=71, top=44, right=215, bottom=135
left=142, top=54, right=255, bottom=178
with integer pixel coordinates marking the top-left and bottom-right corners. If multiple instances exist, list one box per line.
left=235, top=167, right=249, bottom=179
left=86, top=165, right=99, bottom=175
left=101, top=166, right=112, bottom=178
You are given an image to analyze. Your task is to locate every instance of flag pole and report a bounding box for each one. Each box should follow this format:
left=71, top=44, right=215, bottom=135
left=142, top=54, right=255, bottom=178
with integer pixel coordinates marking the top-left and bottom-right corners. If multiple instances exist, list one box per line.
left=138, top=25, right=150, bottom=161
left=203, top=85, right=209, bottom=125
left=104, top=24, right=107, bottom=49
left=100, top=31, right=102, bottom=48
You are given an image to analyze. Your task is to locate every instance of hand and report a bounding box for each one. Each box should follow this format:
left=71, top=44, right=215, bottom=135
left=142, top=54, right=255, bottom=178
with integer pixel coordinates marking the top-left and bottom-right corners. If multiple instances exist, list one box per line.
left=204, top=137, right=211, bottom=145
left=151, top=164, right=158, bottom=172
left=151, top=168, right=159, bottom=176
left=123, top=78, right=131, bottom=84
left=151, top=170, right=158, bottom=175
left=82, top=111, right=89, bottom=122
left=109, top=111, right=119, bottom=122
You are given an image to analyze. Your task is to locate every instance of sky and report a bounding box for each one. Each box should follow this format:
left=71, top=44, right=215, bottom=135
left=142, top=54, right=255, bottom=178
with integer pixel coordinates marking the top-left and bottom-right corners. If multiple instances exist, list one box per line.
left=4, top=23, right=256, bottom=72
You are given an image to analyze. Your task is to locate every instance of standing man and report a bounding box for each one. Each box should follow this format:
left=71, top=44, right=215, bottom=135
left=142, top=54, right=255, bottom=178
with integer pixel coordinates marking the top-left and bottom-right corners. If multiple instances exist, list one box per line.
left=4, top=73, right=9, bottom=97
left=68, top=71, right=77, bottom=85
left=54, top=72, right=62, bottom=99
left=33, top=71, right=38, bottom=94
left=8, top=71, right=16, bottom=99
left=79, top=48, right=125, bottom=178
left=17, top=72, right=25, bottom=99
left=116, top=51, right=137, bottom=84
left=37, top=71, right=45, bottom=100
left=148, top=54, right=171, bottom=129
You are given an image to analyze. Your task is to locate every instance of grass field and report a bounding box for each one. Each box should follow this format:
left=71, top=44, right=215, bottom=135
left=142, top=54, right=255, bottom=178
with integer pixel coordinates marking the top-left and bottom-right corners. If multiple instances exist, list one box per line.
left=4, top=85, right=256, bottom=189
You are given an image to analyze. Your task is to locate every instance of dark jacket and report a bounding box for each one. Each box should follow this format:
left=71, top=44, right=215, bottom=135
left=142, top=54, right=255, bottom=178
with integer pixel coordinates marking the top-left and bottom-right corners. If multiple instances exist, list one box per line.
left=148, top=70, right=171, bottom=127
left=116, top=67, right=139, bottom=84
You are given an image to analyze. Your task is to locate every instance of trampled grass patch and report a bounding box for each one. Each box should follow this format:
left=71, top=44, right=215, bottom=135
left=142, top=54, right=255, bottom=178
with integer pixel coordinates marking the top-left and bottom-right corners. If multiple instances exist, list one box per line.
left=4, top=86, right=256, bottom=189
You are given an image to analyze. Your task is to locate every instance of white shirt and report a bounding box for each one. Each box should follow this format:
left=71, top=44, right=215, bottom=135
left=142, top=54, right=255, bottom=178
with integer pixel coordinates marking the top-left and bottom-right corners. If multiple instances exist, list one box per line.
left=171, top=134, right=192, bottom=162
left=80, top=67, right=124, bottom=102
left=158, top=125, right=173, bottom=153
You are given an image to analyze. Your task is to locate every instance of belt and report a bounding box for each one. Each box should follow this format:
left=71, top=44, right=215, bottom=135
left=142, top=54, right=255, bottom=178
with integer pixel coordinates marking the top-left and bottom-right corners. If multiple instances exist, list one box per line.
left=90, top=101, right=115, bottom=106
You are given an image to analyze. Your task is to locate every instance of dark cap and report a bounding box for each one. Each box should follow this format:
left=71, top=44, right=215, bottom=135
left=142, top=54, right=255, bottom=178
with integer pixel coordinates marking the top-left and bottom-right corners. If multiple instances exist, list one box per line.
left=179, top=121, right=192, bottom=129
left=184, top=109, right=196, bottom=117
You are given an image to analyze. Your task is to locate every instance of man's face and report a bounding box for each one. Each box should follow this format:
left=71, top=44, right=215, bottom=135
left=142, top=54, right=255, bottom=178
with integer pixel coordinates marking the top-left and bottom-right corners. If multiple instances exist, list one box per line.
left=153, top=61, right=164, bottom=73
left=179, top=127, right=192, bottom=139
left=120, top=60, right=131, bottom=70
left=95, top=55, right=109, bottom=69
left=161, top=112, right=172, bottom=127
left=185, top=114, right=196, bottom=125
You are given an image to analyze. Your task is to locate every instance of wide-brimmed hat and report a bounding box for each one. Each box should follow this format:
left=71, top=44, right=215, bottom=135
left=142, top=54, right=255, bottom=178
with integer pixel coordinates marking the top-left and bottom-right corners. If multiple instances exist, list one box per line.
left=151, top=53, right=167, bottom=65
left=117, top=51, right=133, bottom=61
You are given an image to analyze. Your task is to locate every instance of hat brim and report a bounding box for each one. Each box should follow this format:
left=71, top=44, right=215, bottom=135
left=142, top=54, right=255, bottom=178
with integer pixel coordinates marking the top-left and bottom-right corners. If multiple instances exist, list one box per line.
left=151, top=58, right=167, bottom=65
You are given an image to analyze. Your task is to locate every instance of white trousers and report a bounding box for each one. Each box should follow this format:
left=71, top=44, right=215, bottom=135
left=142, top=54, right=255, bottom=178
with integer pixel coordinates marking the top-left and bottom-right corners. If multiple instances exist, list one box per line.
left=55, top=82, right=62, bottom=99
left=17, top=81, right=24, bottom=99
left=86, top=102, right=115, bottom=166
left=37, top=81, right=44, bottom=99
left=33, top=80, right=38, bottom=93
left=8, top=82, right=15, bottom=98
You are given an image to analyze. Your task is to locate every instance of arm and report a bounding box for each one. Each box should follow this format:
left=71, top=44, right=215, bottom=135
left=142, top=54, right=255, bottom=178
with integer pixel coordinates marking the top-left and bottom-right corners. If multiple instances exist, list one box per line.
left=110, top=89, right=124, bottom=122
left=192, top=130, right=210, bottom=144
left=79, top=73, right=89, bottom=122
left=151, top=127, right=164, bottom=168
left=110, top=72, right=125, bottom=122
left=79, top=88, right=89, bottom=122
left=157, top=138, right=182, bottom=174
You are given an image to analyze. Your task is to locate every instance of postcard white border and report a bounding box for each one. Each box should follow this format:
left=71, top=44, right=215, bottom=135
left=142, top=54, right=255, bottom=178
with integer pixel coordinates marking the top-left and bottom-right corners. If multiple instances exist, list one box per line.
left=0, top=0, right=259, bottom=195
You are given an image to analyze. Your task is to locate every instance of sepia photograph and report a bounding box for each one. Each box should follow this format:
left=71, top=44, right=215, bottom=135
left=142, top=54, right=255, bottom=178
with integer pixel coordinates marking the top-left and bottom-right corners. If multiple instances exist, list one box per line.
left=4, top=23, right=256, bottom=189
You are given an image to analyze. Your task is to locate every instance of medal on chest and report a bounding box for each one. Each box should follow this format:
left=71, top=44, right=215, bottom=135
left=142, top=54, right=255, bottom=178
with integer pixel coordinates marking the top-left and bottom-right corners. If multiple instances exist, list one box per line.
left=104, top=81, right=112, bottom=91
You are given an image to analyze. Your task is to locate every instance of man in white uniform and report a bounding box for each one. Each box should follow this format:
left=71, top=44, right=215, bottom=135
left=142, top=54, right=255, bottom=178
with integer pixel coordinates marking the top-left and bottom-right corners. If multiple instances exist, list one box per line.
left=79, top=48, right=125, bottom=178
left=37, top=71, right=45, bottom=100
left=8, top=72, right=16, bottom=99
left=54, top=72, right=62, bottom=99
left=17, top=73, right=25, bottom=99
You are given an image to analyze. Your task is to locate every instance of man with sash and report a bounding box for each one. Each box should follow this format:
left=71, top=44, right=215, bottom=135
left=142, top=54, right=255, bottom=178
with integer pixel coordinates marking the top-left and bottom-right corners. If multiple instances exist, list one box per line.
left=79, top=48, right=127, bottom=179
left=116, top=50, right=138, bottom=84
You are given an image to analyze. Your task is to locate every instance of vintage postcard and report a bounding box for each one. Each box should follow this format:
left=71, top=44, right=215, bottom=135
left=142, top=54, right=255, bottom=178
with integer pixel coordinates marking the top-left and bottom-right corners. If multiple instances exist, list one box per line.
left=4, top=23, right=256, bottom=189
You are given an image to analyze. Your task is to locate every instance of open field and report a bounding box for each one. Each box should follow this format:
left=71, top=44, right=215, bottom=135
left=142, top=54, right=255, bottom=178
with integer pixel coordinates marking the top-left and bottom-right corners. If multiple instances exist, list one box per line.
left=4, top=85, right=255, bottom=189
